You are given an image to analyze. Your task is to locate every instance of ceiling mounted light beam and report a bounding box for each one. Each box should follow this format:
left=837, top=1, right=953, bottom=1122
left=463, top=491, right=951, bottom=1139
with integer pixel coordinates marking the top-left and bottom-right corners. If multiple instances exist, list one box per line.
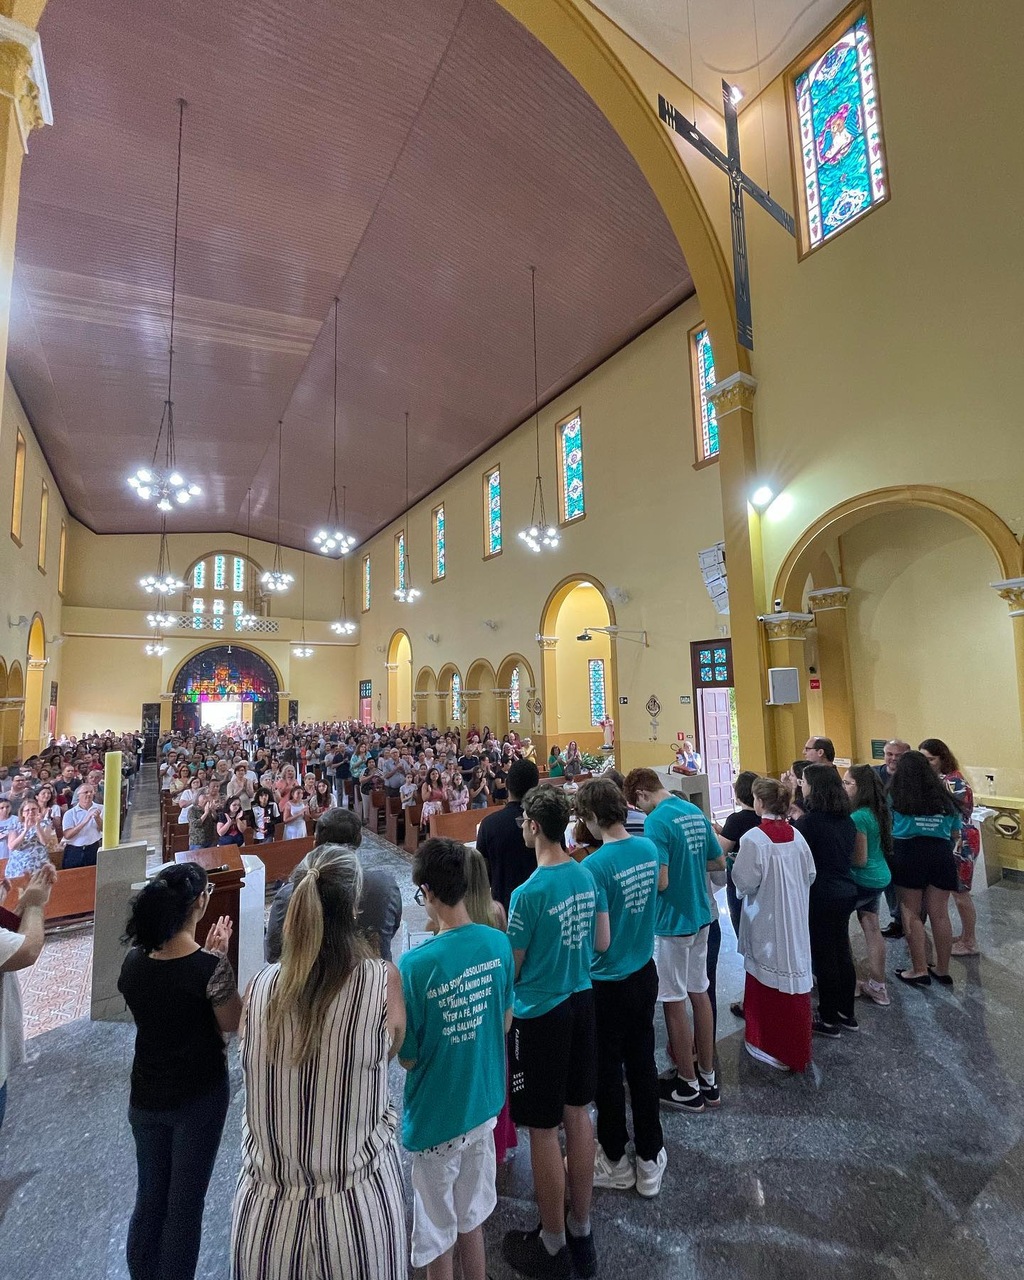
left=261, top=421, right=294, bottom=594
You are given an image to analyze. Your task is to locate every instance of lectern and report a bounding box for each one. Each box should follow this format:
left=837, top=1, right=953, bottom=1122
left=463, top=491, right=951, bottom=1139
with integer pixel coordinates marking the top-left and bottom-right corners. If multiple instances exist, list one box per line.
left=179, top=847, right=245, bottom=975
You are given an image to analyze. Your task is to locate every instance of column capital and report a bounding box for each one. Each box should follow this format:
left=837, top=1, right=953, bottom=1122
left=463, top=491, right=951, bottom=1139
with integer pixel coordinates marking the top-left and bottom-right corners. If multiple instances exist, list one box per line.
left=761, top=611, right=814, bottom=640
left=536, top=634, right=559, bottom=651
left=807, top=586, right=852, bottom=612
left=462, top=689, right=482, bottom=701
left=0, top=15, right=53, bottom=150
left=706, top=371, right=758, bottom=416
left=992, top=578, right=1024, bottom=616
left=412, top=690, right=430, bottom=700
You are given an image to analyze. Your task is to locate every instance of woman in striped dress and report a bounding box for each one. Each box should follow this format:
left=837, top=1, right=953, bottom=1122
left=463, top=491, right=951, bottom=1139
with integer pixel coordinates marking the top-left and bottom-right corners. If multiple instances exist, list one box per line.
left=231, top=844, right=408, bottom=1280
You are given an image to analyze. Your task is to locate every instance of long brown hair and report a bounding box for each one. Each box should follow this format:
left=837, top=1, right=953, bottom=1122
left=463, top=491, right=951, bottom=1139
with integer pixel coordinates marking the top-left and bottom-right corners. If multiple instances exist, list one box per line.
left=845, top=764, right=894, bottom=857
left=267, top=844, right=372, bottom=1065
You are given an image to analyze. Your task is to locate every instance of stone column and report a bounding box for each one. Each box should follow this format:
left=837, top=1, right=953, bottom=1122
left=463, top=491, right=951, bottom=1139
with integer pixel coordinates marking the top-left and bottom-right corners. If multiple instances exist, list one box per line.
left=807, top=587, right=855, bottom=762
left=536, top=636, right=559, bottom=757
left=706, top=373, right=772, bottom=772
left=992, top=579, right=1024, bottom=755
left=761, top=612, right=813, bottom=770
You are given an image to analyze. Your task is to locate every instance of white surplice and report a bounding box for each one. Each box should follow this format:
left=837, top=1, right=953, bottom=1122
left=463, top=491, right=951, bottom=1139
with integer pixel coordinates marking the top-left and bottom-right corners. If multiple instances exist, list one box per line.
left=732, top=821, right=816, bottom=995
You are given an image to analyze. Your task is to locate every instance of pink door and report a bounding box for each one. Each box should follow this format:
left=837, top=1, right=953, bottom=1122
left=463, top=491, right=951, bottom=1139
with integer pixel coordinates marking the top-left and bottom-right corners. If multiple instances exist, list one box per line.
left=359, top=696, right=372, bottom=726
left=699, top=687, right=735, bottom=818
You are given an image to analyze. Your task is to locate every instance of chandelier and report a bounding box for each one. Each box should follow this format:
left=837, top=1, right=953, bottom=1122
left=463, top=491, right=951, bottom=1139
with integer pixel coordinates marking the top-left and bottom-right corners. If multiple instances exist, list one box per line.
left=313, top=297, right=356, bottom=556
left=517, top=266, right=560, bottom=554
left=331, top=486, right=358, bottom=634
left=394, top=412, right=421, bottom=604
left=292, top=545, right=314, bottom=658
left=260, top=421, right=294, bottom=593
left=126, top=99, right=202, bottom=512
left=140, top=521, right=185, bottom=594
left=147, top=612, right=175, bottom=629
left=145, top=639, right=169, bottom=657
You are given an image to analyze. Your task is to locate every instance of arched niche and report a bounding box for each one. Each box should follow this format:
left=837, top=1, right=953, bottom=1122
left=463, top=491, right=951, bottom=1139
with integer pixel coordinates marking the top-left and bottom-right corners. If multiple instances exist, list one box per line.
left=436, top=663, right=463, bottom=733
left=496, top=652, right=535, bottom=738
left=168, top=643, right=281, bottom=735
left=538, top=575, right=618, bottom=755
left=465, top=659, right=498, bottom=740
left=387, top=630, right=413, bottom=725
left=414, top=665, right=438, bottom=727
left=22, top=614, right=47, bottom=758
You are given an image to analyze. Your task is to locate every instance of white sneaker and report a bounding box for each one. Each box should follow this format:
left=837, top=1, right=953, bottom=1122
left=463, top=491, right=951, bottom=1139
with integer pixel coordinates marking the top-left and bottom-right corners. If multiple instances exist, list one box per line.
left=593, top=1144, right=635, bottom=1190
left=636, top=1147, right=668, bottom=1198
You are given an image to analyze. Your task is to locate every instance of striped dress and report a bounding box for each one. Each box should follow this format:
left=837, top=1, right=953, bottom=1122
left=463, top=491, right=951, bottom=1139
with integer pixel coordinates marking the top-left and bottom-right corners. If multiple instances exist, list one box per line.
left=231, top=959, right=407, bottom=1280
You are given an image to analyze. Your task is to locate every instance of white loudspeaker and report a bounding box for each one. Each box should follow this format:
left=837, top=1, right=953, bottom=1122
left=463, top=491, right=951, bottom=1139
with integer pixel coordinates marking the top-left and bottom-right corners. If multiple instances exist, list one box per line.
left=766, top=667, right=801, bottom=705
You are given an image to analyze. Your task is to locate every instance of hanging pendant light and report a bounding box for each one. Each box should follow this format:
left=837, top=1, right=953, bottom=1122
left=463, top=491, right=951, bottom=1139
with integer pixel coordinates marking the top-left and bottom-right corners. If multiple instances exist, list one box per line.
left=331, top=485, right=358, bottom=634
left=313, top=297, right=356, bottom=556
left=261, top=421, right=294, bottom=593
left=147, top=611, right=175, bottom=629
left=293, top=543, right=314, bottom=658
left=140, top=517, right=185, bottom=594
left=517, top=266, right=559, bottom=553
left=237, top=488, right=259, bottom=629
left=394, top=411, right=421, bottom=604
left=145, top=637, right=169, bottom=657
left=126, top=99, right=202, bottom=512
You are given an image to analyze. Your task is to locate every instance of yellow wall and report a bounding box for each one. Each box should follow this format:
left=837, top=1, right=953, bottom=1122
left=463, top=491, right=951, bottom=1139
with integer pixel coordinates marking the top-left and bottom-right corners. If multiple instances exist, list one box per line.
left=552, top=585, right=612, bottom=750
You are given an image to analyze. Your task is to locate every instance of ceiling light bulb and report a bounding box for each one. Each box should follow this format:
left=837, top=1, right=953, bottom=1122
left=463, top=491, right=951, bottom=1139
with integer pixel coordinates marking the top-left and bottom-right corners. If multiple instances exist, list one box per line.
left=729, top=84, right=744, bottom=105
left=331, top=619, right=357, bottom=635
left=751, top=485, right=775, bottom=510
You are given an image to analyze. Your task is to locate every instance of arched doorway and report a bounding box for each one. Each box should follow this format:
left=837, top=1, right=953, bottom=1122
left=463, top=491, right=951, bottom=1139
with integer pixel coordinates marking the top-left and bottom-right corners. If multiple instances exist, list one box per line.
left=387, top=630, right=413, bottom=725
left=465, top=659, right=498, bottom=740
left=170, top=644, right=280, bottom=735
left=496, top=653, right=536, bottom=739
left=3, top=662, right=24, bottom=765
left=22, top=615, right=47, bottom=758
left=539, top=576, right=617, bottom=758
left=414, top=666, right=437, bottom=728
left=437, top=664, right=463, bottom=734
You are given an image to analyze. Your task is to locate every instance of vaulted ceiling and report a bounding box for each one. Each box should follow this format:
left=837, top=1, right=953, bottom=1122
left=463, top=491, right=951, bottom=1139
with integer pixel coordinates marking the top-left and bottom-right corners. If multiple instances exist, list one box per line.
left=9, top=0, right=696, bottom=550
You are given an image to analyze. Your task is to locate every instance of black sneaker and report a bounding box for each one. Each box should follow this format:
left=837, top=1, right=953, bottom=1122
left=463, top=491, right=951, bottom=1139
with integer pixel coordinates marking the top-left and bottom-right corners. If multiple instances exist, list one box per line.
left=565, top=1217, right=597, bottom=1279
left=880, top=922, right=903, bottom=939
left=812, top=1018, right=841, bottom=1039
left=502, top=1226, right=571, bottom=1279
left=698, top=1072, right=722, bottom=1108
left=836, top=1012, right=859, bottom=1031
left=658, top=1074, right=705, bottom=1112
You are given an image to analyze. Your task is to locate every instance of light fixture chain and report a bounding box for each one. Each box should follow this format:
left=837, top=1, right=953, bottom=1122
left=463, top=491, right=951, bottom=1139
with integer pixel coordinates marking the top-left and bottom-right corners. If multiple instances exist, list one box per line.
left=165, top=99, right=186, bottom=465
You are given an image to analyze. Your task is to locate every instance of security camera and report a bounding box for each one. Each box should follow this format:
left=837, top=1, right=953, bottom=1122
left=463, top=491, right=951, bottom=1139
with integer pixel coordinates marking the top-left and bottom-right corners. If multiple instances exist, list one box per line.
left=773, top=599, right=783, bottom=613
left=577, top=631, right=593, bottom=642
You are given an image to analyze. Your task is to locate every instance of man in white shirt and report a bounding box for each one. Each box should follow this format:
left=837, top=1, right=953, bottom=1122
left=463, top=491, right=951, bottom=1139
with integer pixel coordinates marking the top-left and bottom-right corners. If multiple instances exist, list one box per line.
left=62, top=785, right=105, bottom=869
left=1, top=865, right=56, bottom=1129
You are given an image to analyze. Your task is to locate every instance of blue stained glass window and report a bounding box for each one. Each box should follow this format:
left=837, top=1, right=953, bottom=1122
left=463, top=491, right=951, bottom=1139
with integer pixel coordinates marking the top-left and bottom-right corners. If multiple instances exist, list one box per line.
left=193, top=597, right=204, bottom=613
left=434, top=505, right=446, bottom=580
left=486, top=468, right=502, bottom=556
left=212, top=598, right=225, bottom=615
left=396, top=532, right=406, bottom=592
left=700, top=665, right=713, bottom=683
left=713, top=648, right=727, bottom=664
left=588, top=659, right=607, bottom=726
left=359, top=680, right=372, bottom=699
left=213, top=555, right=226, bottom=591
left=233, top=558, right=245, bottom=592
left=509, top=667, right=521, bottom=724
left=699, top=648, right=713, bottom=665
left=232, top=600, right=243, bottom=616
left=693, top=328, right=719, bottom=460
left=558, top=413, right=585, bottom=522
left=451, top=673, right=462, bottom=721
left=714, top=665, right=728, bottom=682
left=362, top=555, right=371, bottom=612
left=193, top=561, right=205, bottom=589
left=794, top=11, right=887, bottom=249
left=212, top=617, right=223, bottom=631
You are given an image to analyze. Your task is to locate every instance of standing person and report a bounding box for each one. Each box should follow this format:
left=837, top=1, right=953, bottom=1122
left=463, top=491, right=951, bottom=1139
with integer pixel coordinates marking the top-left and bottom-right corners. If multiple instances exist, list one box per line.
left=574, top=779, right=667, bottom=1197
left=226, top=763, right=256, bottom=814
left=60, top=783, right=105, bottom=869
left=624, top=768, right=725, bottom=1113
left=187, top=786, right=220, bottom=852
left=118, top=864, right=240, bottom=1280
left=547, top=747, right=565, bottom=778
left=731, top=778, right=815, bottom=1072
left=281, top=785, right=308, bottom=840
left=398, top=839, right=514, bottom=1280
left=889, top=751, right=961, bottom=987
left=476, top=759, right=540, bottom=913
left=876, top=741, right=911, bottom=938
left=795, top=764, right=859, bottom=1037
left=503, top=786, right=606, bottom=1280
left=842, top=765, right=893, bottom=1007
left=231, top=845, right=407, bottom=1280
left=713, top=770, right=761, bottom=941
left=919, top=738, right=981, bottom=957
left=0, top=864, right=57, bottom=1129
left=249, top=786, right=280, bottom=844
left=5, top=798, right=58, bottom=877
left=802, top=737, right=836, bottom=765
left=216, top=797, right=247, bottom=847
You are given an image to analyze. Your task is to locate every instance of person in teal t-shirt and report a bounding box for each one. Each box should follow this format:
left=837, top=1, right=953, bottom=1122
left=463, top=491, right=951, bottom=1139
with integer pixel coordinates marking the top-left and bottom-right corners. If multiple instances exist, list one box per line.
left=575, top=778, right=667, bottom=1200
left=503, top=786, right=607, bottom=1280
left=843, top=765, right=894, bottom=1008
left=399, top=838, right=514, bottom=1280
left=625, top=768, right=725, bottom=1115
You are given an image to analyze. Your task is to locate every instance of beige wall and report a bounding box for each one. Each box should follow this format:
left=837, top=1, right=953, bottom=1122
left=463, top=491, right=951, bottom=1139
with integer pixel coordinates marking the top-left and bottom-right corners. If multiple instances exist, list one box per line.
left=552, top=585, right=613, bottom=750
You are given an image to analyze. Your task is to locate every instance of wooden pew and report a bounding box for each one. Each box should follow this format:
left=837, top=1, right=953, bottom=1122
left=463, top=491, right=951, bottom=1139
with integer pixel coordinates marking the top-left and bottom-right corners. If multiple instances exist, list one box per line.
left=403, top=803, right=423, bottom=854
left=242, top=833, right=314, bottom=884
left=0, top=859, right=97, bottom=922
left=429, top=806, right=504, bottom=844
left=385, top=796, right=405, bottom=847
left=369, top=788, right=388, bottom=835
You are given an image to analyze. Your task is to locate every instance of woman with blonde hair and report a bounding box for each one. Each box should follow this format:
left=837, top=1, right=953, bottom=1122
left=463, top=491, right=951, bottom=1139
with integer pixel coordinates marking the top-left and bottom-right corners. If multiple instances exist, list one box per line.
left=231, top=844, right=406, bottom=1280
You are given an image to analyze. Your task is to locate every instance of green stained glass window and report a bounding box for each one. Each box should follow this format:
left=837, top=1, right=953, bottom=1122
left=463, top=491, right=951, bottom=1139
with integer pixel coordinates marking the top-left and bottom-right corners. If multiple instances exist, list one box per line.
left=558, top=413, right=585, bottom=522
left=212, top=598, right=225, bottom=615
left=362, top=555, right=371, bottom=612
left=693, top=328, right=719, bottom=460
left=433, top=505, right=446, bottom=580
left=193, top=561, right=205, bottom=589
left=793, top=10, right=887, bottom=249
left=451, top=673, right=462, bottom=721
left=233, top=558, right=245, bottom=592
left=232, top=600, right=243, bottom=616
left=193, top=597, right=204, bottom=613
left=213, top=555, right=226, bottom=591
left=486, top=468, right=502, bottom=556
left=396, top=531, right=407, bottom=592
left=509, top=667, right=521, bottom=724
left=359, top=680, right=372, bottom=699
left=588, top=659, right=607, bottom=726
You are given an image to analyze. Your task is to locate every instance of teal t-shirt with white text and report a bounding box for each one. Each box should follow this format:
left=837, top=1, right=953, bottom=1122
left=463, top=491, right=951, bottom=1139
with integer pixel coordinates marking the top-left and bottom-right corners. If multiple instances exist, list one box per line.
left=850, top=807, right=892, bottom=890
left=507, top=860, right=596, bottom=1018
left=398, top=923, right=514, bottom=1151
left=586, top=835, right=659, bottom=982
left=645, top=795, right=716, bottom=937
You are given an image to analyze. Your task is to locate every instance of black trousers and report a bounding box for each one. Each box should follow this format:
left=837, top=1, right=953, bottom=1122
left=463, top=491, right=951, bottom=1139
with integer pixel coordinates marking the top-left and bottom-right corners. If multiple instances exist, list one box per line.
left=127, top=1077, right=229, bottom=1280
left=808, top=896, right=856, bottom=1024
left=706, top=916, right=722, bottom=1040
left=593, top=959, right=664, bottom=1163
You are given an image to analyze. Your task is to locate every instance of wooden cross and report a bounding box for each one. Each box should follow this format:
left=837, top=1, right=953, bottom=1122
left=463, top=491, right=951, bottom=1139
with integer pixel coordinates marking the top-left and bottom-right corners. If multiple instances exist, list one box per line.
left=659, top=81, right=795, bottom=351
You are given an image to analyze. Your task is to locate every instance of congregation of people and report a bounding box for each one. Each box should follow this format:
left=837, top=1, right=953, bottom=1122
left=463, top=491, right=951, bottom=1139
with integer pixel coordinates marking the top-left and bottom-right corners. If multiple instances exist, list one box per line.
left=0, top=717, right=986, bottom=1280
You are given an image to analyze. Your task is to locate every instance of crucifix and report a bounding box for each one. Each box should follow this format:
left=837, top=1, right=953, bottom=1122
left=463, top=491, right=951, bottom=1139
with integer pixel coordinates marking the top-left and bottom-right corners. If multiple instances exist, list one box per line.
left=659, top=81, right=795, bottom=350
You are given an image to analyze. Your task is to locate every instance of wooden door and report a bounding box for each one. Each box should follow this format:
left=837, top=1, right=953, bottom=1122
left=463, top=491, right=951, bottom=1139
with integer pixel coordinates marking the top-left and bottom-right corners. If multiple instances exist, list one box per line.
left=699, top=687, right=735, bottom=818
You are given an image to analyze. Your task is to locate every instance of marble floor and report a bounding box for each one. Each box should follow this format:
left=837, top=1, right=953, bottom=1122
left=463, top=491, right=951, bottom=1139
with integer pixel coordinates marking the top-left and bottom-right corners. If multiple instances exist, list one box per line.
left=2, top=773, right=1023, bottom=1279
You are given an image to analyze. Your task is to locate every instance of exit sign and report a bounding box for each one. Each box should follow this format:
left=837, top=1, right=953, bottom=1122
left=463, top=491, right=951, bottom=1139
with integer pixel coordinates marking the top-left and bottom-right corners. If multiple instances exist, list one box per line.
left=809, top=677, right=821, bottom=691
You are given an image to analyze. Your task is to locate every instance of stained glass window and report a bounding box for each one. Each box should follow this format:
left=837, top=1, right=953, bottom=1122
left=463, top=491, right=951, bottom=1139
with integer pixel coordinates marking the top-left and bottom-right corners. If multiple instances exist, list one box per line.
left=691, top=327, right=719, bottom=461
left=395, top=531, right=407, bottom=593
left=359, top=680, right=373, bottom=700
left=362, top=555, right=371, bottom=612
left=791, top=7, right=887, bottom=252
left=212, top=598, right=225, bottom=615
left=433, top=505, right=446, bottom=580
left=213, top=555, right=226, bottom=590
left=509, top=667, right=521, bottom=724
left=232, top=600, right=243, bottom=616
left=558, top=412, right=585, bottom=523
left=193, top=597, right=204, bottom=613
left=212, top=617, right=224, bottom=631
left=173, top=646, right=278, bottom=703
left=233, top=557, right=245, bottom=592
left=451, top=672, right=462, bottom=721
left=485, top=467, right=502, bottom=556
left=588, top=659, right=607, bottom=726
left=193, top=561, right=205, bottom=589
left=695, top=643, right=732, bottom=687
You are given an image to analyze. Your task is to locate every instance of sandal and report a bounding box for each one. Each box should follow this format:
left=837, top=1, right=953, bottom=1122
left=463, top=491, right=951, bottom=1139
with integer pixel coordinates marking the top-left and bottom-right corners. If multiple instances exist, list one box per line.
left=729, top=1002, right=745, bottom=1020
left=895, top=969, right=931, bottom=987
left=928, top=967, right=954, bottom=986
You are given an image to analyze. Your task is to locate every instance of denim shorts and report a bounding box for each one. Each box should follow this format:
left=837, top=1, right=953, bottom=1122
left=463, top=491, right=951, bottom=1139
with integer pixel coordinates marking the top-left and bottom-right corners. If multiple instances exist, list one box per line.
left=854, top=888, right=882, bottom=915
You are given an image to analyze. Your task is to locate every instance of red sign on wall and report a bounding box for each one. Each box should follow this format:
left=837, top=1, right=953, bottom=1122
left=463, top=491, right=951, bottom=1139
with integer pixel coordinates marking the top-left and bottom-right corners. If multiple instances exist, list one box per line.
left=677, top=732, right=687, bottom=741
left=809, top=677, right=821, bottom=691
